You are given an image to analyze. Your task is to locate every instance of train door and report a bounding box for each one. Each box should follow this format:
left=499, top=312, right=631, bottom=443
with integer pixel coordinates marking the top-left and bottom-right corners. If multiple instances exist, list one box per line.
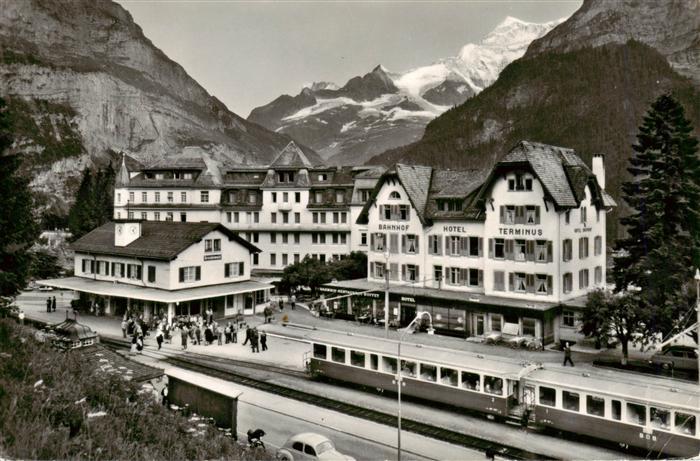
left=523, top=385, right=535, bottom=409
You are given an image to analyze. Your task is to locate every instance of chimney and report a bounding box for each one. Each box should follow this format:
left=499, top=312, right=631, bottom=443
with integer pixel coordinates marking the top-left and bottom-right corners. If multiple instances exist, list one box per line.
left=114, top=220, right=142, bottom=247
left=592, top=154, right=605, bottom=189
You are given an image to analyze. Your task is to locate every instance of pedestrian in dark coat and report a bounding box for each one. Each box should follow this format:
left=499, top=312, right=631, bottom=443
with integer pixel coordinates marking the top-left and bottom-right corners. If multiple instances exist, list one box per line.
left=180, top=324, right=188, bottom=350
left=195, top=323, right=202, bottom=345
left=251, top=329, right=259, bottom=353
left=260, top=331, right=268, bottom=351
left=563, top=342, right=574, bottom=367
left=232, top=323, right=238, bottom=343
left=242, top=326, right=251, bottom=346
left=46, top=298, right=52, bottom=313
left=52, top=296, right=57, bottom=312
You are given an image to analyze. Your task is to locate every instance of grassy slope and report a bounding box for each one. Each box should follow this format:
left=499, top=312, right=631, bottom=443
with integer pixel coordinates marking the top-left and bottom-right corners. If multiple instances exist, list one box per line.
left=367, top=42, right=700, bottom=239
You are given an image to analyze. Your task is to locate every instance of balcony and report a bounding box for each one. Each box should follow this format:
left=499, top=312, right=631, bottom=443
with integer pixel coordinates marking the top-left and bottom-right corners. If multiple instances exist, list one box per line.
left=278, top=201, right=293, bottom=211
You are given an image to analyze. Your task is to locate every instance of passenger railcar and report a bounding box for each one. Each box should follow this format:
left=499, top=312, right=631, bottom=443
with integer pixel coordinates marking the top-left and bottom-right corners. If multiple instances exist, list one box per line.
left=301, top=329, right=700, bottom=458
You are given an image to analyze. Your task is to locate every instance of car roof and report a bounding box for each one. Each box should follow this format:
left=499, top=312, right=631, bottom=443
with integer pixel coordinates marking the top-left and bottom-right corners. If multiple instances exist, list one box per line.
left=289, top=432, right=331, bottom=445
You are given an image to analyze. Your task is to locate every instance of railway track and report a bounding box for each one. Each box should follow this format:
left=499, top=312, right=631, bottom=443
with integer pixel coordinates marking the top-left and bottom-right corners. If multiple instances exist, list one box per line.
left=101, top=336, right=554, bottom=460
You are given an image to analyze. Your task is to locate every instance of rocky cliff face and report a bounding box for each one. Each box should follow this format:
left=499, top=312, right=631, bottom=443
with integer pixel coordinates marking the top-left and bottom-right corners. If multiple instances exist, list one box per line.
left=526, top=0, right=700, bottom=83
left=0, top=0, right=317, bottom=213
left=248, top=17, right=559, bottom=167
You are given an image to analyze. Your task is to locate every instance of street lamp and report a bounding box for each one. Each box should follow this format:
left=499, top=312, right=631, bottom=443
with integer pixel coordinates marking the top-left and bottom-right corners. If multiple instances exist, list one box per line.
left=695, top=268, right=699, bottom=385
left=394, top=311, right=434, bottom=461
left=383, top=250, right=390, bottom=338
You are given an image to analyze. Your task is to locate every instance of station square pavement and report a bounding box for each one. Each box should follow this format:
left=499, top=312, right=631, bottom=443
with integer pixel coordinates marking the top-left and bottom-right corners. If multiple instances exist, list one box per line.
left=14, top=289, right=629, bottom=460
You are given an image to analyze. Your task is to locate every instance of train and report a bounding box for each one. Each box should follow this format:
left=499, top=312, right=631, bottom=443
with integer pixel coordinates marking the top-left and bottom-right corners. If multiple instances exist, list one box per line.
left=300, top=329, right=700, bottom=459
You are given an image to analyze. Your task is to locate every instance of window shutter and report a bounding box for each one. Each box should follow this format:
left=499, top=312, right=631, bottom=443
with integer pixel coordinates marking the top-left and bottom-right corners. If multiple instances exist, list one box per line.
left=535, top=206, right=541, bottom=224
left=225, top=263, right=230, bottom=278
left=379, top=205, right=384, bottom=221
left=401, top=235, right=407, bottom=254
left=239, top=262, right=244, bottom=275
left=437, top=236, right=442, bottom=255
left=415, top=265, right=420, bottom=281
left=478, top=270, right=483, bottom=287
left=445, top=237, right=450, bottom=255
left=460, top=237, right=468, bottom=256
left=478, top=238, right=483, bottom=257
left=370, top=262, right=375, bottom=276
left=499, top=206, right=505, bottom=224
left=195, top=266, right=201, bottom=281
left=578, top=239, right=583, bottom=259
left=488, top=239, right=494, bottom=258
left=505, top=240, right=514, bottom=260
left=508, top=273, right=514, bottom=291
left=460, top=268, right=468, bottom=285
left=515, top=206, right=523, bottom=224
left=428, top=236, right=434, bottom=254
left=390, top=234, right=399, bottom=254
left=82, top=259, right=87, bottom=273
left=370, top=233, right=375, bottom=250
left=414, top=235, right=419, bottom=254
left=401, top=264, right=406, bottom=281
left=526, top=240, right=536, bottom=261
left=547, top=275, right=553, bottom=295
left=526, top=274, right=536, bottom=293
left=179, top=268, right=185, bottom=283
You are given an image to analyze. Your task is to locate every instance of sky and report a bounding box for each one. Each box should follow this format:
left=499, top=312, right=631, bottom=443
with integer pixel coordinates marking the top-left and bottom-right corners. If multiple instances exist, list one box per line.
left=118, top=1, right=582, bottom=117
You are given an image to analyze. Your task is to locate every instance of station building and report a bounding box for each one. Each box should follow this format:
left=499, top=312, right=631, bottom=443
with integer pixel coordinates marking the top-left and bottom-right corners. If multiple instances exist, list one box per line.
left=112, top=142, right=383, bottom=276
left=39, top=220, right=273, bottom=322
left=324, top=141, right=616, bottom=346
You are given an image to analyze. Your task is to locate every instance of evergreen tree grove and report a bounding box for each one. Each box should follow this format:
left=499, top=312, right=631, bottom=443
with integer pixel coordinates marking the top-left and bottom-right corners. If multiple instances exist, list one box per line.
left=613, top=94, right=700, bottom=338
left=0, top=98, right=38, bottom=296
left=67, top=162, right=115, bottom=240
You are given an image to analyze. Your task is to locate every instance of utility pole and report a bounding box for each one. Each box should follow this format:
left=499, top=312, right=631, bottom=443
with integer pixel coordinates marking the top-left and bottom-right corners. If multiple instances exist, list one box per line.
left=384, top=262, right=390, bottom=338
left=695, top=268, right=700, bottom=385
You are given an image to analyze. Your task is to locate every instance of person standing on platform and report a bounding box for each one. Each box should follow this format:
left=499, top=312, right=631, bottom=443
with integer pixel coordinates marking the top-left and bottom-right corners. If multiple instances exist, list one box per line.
left=291, top=294, right=296, bottom=310
left=195, top=320, right=202, bottom=345
left=180, top=324, right=189, bottom=351
left=563, top=342, right=574, bottom=367
left=156, top=323, right=164, bottom=350
left=232, top=323, right=238, bottom=344
left=224, top=322, right=232, bottom=344
left=260, top=331, right=268, bottom=351
left=121, top=317, right=128, bottom=339
left=242, top=326, right=251, bottom=346
left=251, top=328, right=259, bottom=353
left=46, top=297, right=51, bottom=313
left=206, top=307, right=213, bottom=325
left=52, top=296, right=56, bottom=312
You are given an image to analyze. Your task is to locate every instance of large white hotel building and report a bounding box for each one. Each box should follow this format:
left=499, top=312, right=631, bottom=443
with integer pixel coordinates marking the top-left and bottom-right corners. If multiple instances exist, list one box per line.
left=112, top=140, right=615, bottom=345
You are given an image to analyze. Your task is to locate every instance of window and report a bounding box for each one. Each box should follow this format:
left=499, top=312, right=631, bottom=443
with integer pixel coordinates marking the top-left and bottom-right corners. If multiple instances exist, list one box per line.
left=271, top=192, right=277, bottom=203
left=270, top=253, right=276, bottom=266
left=594, top=266, right=603, bottom=285
left=282, top=192, right=288, bottom=202
left=563, top=391, right=580, bottom=412
left=117, top=193, right=121, bottom=203
left=361, top=232, right=367, bottom=246
left=294, top=212, right=300, bottom=224
left=399, top=205, right=409, bottom=221
left=147, top=265, right=156, bottom=283
left=382, top=356, right=397, bottom=374
left=304, top=446, right=316, bottom=457
left=565, top=210, right=570, bottom=224
left=596, top=208, right=601, bottom=222
left=179, top=266, right=201, bottom=283
left=449, top=236, right=460, bottom=256
left=200, top=191, right=209, bottom=203
left=581, top=206, right=587, bottom=223
left=294, top=253, right=300, bottom=264
left=513, top=272, right=527, bottom=292
left=128, top=211, right=134, bottom=219
left=562, top=239, right=572, bottom=261
left=650, top=407, right=670, bottom=430
left=586, top=395, right=605, bottom=417
left=141, top=212, right=147, bottom=220
left=154, top=212, right=160, bottom=221
left=675, top=412, right=696, bottom=436
left=270, top=212, right=277, bottom=224
left=579, top=269, right=589, bottom=289
left=315, top=191, right=323, bottom=203
left=313, top=343, right=327, bottom=359
left=335, top=190, right=344, bottom=203
left=167, top=191, right=173, bottom=203
left=204, top=239, right=221, bottom=252
left=625, top=402, right=646, bottom=425
left=449, top=267, right=460, bottom=285
left=539, top=386, right=556, bottom=407
left=165, top=212, right=173, bottom=221
left=129, top=192, right=134, bottom=203
left=401, top=360, right=417, bottom=378
left=439, top=367, right=457, bottom=387
left=563, top=273, right=573, bottom=293
left=224, top=262, right=244, bottom=278
left=403, top=264, right=419, bottom=282
left=492, top=270, right=505, bottom=291
left=461, top=372, right=480, bottom=391
left=535, top=240, right=549, bottom=262
left=594, top=236, right=602, bottom=256
left=420, top=364, right=437, bottom=382
left=611, top=399, right=621, bottom=421
left=428, top=235, right=441, bottom=255
left=525, top=206, right=539, bottom=224
left=389, top=191, right=401, bottom=200
left=181, top=191, right=187, bottom=202
left=468, top=268, right=481, bottom=287
left=522, top=318, right=536, bottom=336
left=282, top=212, right=289, bottom=224
left=331, top=347, right=345, bottom=363
left=484, top=376, right=503, bottom=395
left=504, top=206, right=515, bottom=224
left=535, top=274, right=549, bottom=294
left=494, top=238, right=505, bottom=259
left=332, top=212, right=339, bottom=224
left=320, top=212, right=326, bottom=224
left=141, top=192, right=147, bottom=202
left=372, top=233, right=386, bottom=252
left=248, top=192, right=257, bottom=204
left=282, top=254, right=288, bottom=265
left=295, top=192, right=301, bottom=203
left=350, top=350, right=365, bottom=367
left=579, top=237, right=589, bottom=258
left=373, top=262, right=386, bottom=278
left=404, top=235, right=419, bottom=254
left=433, top=265, right=443, bottom=284
left=562, top=310, right=575, bottom=327
left=180, top=212, right=186, bottom=222
left=282, top=233, right=289, bottom=244
left=514, top=239, right=526, bottom=261
left=293, top=233, right=300, bottom=244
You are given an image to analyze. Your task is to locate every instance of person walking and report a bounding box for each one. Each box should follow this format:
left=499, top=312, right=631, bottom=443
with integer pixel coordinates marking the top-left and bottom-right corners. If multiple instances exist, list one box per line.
left=52, top=296, right=57, bottom=312
left=216, top=323, right=223, bottom=346
left=195, top=321, right=202, bottom=346
left=260, top=331, right=268, bottom=351
left=290, top=294, right=296, bottom=310
left=46, top=297, right=52, bottom=313
left=279, top=297, right=284, bottom=311
left=251, top=328, right=259, bottom=353
left=180, top=324, right=189, bottom=351
left=156, top=323, right=164, bottom=350
left=242, top=326, right=251, bottom=346
left=563, top=342, right=574, bottom=367
left=224, top=322, right=232, bottom=344
left=232, top=323, right=238, bottom=344
left=121, top=317, right=128, bottom=339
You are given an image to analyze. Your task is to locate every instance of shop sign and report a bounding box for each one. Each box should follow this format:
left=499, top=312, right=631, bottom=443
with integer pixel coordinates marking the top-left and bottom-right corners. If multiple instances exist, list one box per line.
left=498, top=227, right=543, bottom=237
left=203, top=254, right=222, bottom=261
left=400, top=296, right=416, bottom=304
left=378, top=223, right=410, bottom=232
left=320, top=287, right=380, bottom=299
left=574, top=227, right=592, bottom=233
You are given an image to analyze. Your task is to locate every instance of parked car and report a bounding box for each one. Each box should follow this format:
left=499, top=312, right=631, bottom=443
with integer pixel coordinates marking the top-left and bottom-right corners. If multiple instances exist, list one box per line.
left=38, top=285, right=54, bottom=292
left=650, top=345, right=698, bottom=371
left=276, top=433, right=355, bottom=461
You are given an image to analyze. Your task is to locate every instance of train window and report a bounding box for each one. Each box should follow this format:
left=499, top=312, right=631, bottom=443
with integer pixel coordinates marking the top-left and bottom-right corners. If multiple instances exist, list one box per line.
left=350, top=350, right=366, bottom=367
left=401, top=360, right=417, bottom=378
left=382, top=357, right=397, bottom=374
left=563, top=391, right=580, bottom=412
left=440, top=368, right=458, bottom=387
left=420, top=364, right=437, bottom=382
left=626, top=402, right=647, bottom=426
left=586, top=395, right=605, bottom=417
left=484, top=376, right=503, bottom=396
left=539, top=387, right=556, bottom=407
left=370, top=354, right=379, bottom=371
left=313, top=344, right=327, bottom=359
left=331, top=347, right=346, bottom=363
left=650, top=407, right=671, bottom=430
left=461, top=372, right=481, bottom=391
left=674, top=412, right=696, bottom=436
left=611, top=400, right=621, bottom=421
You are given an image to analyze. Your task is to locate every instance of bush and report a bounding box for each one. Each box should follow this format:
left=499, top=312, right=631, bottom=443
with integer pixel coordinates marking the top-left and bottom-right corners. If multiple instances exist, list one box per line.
left=0, top=320, right=270, bottom=460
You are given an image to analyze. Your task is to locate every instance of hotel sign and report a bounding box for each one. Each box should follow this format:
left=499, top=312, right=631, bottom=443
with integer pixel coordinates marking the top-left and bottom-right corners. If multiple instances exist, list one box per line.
left=498, top=227, right=543, bottom=237
left=203, top=254, right=222, bottom=261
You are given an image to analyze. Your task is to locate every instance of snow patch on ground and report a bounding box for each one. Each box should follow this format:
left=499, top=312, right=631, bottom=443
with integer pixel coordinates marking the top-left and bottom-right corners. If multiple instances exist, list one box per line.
left=340, top=121, right=356, bottom=133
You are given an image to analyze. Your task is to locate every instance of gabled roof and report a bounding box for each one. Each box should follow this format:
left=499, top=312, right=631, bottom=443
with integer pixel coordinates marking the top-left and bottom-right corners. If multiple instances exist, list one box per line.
left=71, top=222, right=260, bottom=260
left=395, top=164, right=433, bottom=223
left=270, top=141, right=316, bottom=169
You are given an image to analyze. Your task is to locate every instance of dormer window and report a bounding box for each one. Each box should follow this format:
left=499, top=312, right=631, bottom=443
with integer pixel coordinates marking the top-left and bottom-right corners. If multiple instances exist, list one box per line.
left=183, top=172, right=193, bottom=180
left=278, top=171, right=295, bottom=183
left=317, top=173, right=328, bottom=181
left=508, top=174, right=533, bottom=191
left=155, top=173, right=164, bottom=180
left=438, top=200, right=462, bottom=212
left=315, top=191, right=323, bottom=203
left=389, top=191, right=401, bottom=200
left=335, top=190, right=345, bottom=203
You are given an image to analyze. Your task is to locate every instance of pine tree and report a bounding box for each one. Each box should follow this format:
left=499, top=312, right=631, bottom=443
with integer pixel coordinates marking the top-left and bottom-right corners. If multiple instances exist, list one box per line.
left=0, top=98, right=38, bottom=296
left=613, top=94, right=700, bottom=338
left=67, top=169, right=94, bottom=240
